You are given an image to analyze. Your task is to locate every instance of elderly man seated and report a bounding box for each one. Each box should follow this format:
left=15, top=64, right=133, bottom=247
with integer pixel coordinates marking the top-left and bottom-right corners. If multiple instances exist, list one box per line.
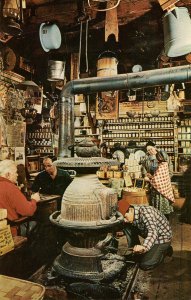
left=0, top=159, right=40, bottom=236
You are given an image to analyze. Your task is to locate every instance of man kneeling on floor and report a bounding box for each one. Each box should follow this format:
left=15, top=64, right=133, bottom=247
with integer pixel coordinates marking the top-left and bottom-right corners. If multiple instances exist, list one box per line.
left=120, top=203, right=173, bottom=271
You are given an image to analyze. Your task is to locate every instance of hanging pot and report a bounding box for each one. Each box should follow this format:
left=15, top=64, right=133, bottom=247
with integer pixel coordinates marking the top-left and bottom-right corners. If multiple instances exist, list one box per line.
left=39, top=23, right=62, bottom=52
left=163, top=7, right=191, bottom=57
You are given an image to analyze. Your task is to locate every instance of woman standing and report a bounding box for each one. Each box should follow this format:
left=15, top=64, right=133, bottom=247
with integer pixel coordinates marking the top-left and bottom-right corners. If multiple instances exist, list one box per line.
left=141, top=143, right=174, bottom=219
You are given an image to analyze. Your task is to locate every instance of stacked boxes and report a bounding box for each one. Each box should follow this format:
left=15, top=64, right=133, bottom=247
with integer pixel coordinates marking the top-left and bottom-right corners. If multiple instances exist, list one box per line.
left=0, top=209, right=14, bottom=256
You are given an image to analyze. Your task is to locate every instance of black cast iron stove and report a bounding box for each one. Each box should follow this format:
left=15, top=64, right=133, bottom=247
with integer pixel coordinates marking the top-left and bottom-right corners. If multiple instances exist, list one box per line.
left=50, top=157, right=124, bottom=282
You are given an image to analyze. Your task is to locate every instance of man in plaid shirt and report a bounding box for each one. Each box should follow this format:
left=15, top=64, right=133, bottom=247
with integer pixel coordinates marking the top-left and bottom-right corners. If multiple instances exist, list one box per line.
left=122, top=204, right=173, bottom=270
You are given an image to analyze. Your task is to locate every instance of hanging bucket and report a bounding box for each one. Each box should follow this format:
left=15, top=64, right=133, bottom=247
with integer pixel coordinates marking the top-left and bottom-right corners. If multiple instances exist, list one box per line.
left=39, top=23, right=62, bottom=52
left=97, top=51, right=118, bottom=77
left=47, top=60, right=65, bottom=81
left=163, top=7, right=191, bottom=57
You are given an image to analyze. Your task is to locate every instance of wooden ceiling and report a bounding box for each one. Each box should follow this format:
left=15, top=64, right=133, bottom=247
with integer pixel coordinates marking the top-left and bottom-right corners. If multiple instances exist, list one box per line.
left=1, top=0, right=191, bottom=85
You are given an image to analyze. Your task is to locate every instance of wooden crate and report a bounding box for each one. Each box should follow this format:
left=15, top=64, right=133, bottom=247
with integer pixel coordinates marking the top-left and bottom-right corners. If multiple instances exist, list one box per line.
left=0, top=225, right=14, bottom=256
left=0, top=275, right=45, bottom=300
left=0, top=209, right=7, bottom=220
left=122, top=190, right=149, bottom=205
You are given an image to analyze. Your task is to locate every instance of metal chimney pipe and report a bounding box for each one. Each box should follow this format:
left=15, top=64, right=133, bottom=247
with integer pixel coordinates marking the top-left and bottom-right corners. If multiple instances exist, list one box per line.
left=58, top=64, right=191, bottom=158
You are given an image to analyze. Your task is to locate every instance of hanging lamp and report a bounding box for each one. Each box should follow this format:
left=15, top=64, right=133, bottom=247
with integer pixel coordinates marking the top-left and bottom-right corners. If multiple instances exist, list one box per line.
left=16, top=80, right=40, bottom=91
left=2, top=0, right=23, bottom=36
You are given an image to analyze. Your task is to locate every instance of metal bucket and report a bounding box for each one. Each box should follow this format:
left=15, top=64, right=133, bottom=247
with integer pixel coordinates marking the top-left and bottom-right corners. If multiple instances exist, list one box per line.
left=97, top=51, right=118, bottom=77
left=163, top=7, right=191, bottom=57
left=47, top=60, right=65, bottom=81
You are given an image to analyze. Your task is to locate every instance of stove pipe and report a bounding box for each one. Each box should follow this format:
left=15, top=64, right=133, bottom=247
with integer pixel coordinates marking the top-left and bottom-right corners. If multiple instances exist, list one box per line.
left=58, top=64, right=191, bottom=158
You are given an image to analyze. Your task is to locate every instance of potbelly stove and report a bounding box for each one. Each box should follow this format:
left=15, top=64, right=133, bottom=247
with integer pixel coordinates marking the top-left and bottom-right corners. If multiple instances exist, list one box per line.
left=50, top=157, right=124, bottom=282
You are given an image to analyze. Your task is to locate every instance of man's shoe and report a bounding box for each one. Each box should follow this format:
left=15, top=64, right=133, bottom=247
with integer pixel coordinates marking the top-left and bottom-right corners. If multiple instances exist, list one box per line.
left=166, top=245, right=173, bottom=257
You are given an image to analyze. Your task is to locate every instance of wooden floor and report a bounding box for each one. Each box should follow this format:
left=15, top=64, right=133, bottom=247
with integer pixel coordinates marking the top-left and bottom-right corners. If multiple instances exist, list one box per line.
left=129, top=210, right=191, bottom=300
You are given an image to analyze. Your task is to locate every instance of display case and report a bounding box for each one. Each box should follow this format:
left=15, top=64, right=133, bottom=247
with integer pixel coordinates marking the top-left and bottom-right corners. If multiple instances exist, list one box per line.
left=26, top=123, right=53, bottom=156
left=26, top=123, right=53, bottom=173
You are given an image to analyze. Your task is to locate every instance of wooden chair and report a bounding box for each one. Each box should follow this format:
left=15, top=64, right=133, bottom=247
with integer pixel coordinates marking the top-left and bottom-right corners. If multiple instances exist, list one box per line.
left=8, top=216, right=33, bottom=241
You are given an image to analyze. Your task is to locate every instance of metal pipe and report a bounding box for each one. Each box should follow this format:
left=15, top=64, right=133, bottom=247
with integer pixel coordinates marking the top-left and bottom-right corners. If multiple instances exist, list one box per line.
left=58, top=64, right=191, bottom=158
left=58, top=96, right=74, bottom=158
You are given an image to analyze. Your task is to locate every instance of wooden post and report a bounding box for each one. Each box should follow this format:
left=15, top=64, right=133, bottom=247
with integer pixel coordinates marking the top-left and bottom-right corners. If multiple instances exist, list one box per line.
left=158, top=0, right=179, bottom=11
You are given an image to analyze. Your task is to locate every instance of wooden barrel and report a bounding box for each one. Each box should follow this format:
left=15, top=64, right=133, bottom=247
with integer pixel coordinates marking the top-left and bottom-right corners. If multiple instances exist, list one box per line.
left=122, top=189, right=149, bottom=205
left=97, top=52, right=118, bottom=77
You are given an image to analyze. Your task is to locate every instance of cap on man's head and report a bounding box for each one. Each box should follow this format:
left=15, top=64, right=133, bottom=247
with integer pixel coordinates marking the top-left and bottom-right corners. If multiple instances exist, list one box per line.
left=118, top=200, right=131, bottom=216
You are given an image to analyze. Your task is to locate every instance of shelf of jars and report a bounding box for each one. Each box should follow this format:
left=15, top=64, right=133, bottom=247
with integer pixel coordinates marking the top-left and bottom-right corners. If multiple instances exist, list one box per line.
left=26, top=123, right=52, bottom=149
left=101, top=115, right=176, bottom=166
left=26, top=123, right=53, bottom=173
left=177, top=119, right=191, bottom=156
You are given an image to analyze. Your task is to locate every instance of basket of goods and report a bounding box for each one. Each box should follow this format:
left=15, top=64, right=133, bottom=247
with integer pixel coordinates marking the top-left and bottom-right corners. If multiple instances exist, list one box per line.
left=122, top=187, right=148, bottom=205
left=0, top=275, right=45, bottom=300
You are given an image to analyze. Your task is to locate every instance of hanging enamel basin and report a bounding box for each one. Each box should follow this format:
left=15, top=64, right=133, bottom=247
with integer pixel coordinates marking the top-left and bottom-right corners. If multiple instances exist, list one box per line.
left=39, top=23, right=62, bottom=52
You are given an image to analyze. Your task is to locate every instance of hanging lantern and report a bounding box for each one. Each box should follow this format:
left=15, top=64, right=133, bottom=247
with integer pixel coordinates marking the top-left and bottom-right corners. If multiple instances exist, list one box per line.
left=2, top=0, right=23, bottom=36
left=16, top=80, right=40, bottom=91
left=163, top=7, right=191, bottom=57
left=3, top=0, right=20, bottom=20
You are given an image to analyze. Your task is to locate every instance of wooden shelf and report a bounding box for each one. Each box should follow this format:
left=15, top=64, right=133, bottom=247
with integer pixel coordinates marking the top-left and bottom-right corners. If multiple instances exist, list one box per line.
left=74, top=126, right=91, bottom=129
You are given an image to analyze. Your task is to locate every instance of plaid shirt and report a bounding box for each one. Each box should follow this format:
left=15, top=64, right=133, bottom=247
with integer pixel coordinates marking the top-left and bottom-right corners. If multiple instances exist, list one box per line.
left=132, top=205, right=172, bottom=251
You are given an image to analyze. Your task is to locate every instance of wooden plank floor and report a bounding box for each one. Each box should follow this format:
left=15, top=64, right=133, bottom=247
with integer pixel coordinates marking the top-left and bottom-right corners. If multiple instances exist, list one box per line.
left=130, top=210, right=191, bottom=300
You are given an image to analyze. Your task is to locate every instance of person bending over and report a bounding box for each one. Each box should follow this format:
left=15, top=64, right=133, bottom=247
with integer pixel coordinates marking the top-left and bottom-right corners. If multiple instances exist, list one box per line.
left=122, top=203, right=173, bottom=271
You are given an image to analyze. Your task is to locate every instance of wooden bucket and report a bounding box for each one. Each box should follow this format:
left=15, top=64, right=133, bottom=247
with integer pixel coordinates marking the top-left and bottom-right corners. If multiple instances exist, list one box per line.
left=97, top=55, right=118, bottom=77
